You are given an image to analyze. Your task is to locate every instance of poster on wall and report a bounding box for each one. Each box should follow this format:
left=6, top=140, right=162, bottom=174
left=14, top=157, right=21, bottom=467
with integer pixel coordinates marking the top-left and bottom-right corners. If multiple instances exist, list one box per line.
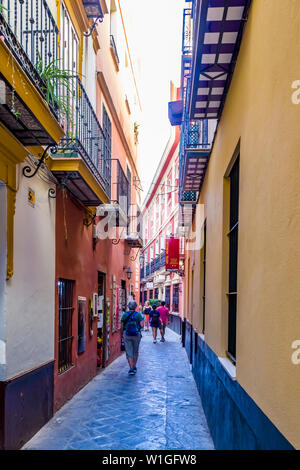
left=78, top=296, right=86, bottom=354
left=165, top=237, right=180, bottom=271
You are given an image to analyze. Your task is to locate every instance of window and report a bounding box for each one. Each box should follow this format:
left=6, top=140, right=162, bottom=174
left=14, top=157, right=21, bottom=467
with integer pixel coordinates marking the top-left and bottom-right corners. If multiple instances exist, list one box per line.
left=154, top=288, right=159, bottom=299
left=201, top=221, right=207, bottom=334
left=165, top=286, right=171, bottom=309
left=78, top=297, right=86, bottom=354
left=58, top=279, right=74, bottom=373
left=227, top=156, right=240, bottom=363
left=149, top=289, right=153, bottom=300
left=102, top=105, right=112, bottom=167
left=60, top=2, right=79, bottom=130
left=172, top=284, right=179, bottom=312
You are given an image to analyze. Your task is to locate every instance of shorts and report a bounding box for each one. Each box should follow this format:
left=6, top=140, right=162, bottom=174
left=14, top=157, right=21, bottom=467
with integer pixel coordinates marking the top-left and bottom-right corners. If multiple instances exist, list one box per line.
left=123, top=332, right=142, bottom=359
left=150, top=322, right=160, bottom=329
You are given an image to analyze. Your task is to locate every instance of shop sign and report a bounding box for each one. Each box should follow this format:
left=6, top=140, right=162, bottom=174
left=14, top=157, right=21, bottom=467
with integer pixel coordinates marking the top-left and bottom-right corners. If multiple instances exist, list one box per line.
left=165, top=237, right=180, bottom=270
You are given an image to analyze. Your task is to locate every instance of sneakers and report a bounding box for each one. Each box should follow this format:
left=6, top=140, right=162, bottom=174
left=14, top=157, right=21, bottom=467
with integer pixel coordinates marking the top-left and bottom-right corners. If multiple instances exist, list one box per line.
left=128, top=369, right=135, bottom=375
left=133, top=367, right=137, bottom=374
left=153, top=340, right=157, bottom=344
left=160, top=338, right=165, bottom=342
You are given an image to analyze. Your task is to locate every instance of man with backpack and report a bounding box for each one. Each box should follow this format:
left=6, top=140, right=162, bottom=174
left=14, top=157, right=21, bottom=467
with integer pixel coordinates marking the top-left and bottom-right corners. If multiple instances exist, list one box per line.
left=121, top=301, right=144, bottom=375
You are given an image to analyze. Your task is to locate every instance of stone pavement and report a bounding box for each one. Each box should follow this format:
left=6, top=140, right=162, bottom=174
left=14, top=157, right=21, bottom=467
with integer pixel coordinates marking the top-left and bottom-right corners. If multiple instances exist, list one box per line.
left=23, top=328, right=214, bottom=451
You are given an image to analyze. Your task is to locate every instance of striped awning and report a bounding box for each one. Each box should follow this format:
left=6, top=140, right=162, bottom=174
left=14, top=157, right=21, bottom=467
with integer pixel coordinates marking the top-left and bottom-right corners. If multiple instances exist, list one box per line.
left=190, top=0, right=251, bottom=120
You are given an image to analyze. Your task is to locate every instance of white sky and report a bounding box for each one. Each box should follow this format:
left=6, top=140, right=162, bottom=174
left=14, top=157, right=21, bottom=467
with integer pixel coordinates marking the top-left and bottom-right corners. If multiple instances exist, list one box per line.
left=123, top=0, right=185, bottom=203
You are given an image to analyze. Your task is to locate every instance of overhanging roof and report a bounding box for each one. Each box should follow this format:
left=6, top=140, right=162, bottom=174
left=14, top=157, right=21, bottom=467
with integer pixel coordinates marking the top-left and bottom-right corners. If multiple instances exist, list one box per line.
left=190, top=0, right=251, bottom=120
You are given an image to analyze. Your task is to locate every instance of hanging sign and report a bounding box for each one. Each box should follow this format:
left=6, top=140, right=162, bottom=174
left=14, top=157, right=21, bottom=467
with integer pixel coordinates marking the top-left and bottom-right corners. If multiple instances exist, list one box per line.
left=165, top=237, right=180, bottom=270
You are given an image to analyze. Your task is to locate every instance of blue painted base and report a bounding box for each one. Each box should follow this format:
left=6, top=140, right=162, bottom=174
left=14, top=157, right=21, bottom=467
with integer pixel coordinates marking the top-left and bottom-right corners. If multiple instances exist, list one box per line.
left=184, top=322, right=294, bottom=450
left=0, top=361, right=54, bottom=449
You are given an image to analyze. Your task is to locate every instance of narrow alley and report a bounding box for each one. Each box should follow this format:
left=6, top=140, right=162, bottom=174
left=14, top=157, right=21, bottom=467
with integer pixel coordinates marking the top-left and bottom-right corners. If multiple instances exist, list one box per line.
left=23, top=329, right=214, bottom=451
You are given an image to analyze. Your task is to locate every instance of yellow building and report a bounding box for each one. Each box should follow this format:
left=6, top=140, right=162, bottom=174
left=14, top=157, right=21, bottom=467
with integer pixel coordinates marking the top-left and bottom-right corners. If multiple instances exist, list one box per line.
left=174, top=0, right=300, bottom=449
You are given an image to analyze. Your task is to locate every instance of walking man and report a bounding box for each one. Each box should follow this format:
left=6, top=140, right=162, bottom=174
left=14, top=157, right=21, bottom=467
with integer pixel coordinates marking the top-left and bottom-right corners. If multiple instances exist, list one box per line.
left=157, top=301, right=170, bottom=342
left=121, top=301, right=143, bottom=375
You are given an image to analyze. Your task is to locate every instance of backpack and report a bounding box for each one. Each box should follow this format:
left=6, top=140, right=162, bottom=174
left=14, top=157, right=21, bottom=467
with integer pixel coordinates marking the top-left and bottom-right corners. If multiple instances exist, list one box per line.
left=151, top=310, right=160, bottom=325
left=125, top=311, right=139, bottom=336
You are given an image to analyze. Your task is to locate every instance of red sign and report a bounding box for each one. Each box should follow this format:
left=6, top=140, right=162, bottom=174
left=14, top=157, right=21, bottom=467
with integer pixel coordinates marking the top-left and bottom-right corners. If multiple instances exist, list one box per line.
left=165, top=237, right=180, bottom=270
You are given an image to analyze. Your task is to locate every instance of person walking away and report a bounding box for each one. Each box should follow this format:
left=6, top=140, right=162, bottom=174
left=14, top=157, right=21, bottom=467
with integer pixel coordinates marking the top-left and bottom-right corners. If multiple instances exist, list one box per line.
left=157, top=301, right=170, bottom=342
left=149, top=304, right=160, bottom=344
left=143, top=300, right=151, bottom=331
left=121, top=301, right=143, bottom=375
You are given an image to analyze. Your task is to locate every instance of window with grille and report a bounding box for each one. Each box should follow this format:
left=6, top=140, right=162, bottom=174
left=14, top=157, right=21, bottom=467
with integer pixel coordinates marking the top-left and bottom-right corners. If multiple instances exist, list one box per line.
left=154, top=288, right=159, bottom=299
left=102, top=105, right=112, bottom=166
left=165, top=286, right=171, bottom=309
left=172, top=284, right=179, bottom=312
left=58, top=279, right=74, bottom=373
left=227, top=156, right=240, bottom=363
left=201, top=221, right=207, bottom=334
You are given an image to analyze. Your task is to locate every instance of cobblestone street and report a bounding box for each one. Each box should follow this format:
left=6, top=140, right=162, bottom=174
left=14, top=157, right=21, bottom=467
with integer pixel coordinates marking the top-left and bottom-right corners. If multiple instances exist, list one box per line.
left=23, top=329, right=214, bottom=451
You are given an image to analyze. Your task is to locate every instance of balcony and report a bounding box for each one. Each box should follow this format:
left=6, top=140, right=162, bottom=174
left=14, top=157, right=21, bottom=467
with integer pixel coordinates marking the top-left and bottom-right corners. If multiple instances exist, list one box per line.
left=100, top=159, right=128, bottom=226
left=179, top=78, right=217, bottom=206
left=48, top=76, right=111, bottom=205
left=0, top=0, right=64, bottom=145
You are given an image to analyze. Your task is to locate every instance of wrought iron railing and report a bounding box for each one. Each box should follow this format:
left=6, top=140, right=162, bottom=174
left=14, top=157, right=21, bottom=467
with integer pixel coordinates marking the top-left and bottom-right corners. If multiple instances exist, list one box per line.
left=110, top=34, right=119, bottom=65
left=0, top=0, right=59, bottom=112
left=160, top=251, right=166, bottom=268
left=140, top=267, right=145, bottom=279
left=58, top=76, right=111, bottom=198
left=145, top=264, right=150, bottom=277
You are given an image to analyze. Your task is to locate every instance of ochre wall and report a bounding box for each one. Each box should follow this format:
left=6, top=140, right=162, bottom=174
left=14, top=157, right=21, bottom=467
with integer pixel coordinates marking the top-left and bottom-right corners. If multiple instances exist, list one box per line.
left=188, top=0, right=300, bottom=448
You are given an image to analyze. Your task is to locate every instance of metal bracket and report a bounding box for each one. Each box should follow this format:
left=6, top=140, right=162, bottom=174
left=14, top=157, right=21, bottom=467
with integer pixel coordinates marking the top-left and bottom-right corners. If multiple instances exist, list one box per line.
left=83, top=15, right=103, bottom=37
left=112, top=227, right=125, bottom=245
left=130, top=248, right=140, bottom=262
left=48, top=176, right=70, bottom=199
left=23, top=144, right=58, bottom=179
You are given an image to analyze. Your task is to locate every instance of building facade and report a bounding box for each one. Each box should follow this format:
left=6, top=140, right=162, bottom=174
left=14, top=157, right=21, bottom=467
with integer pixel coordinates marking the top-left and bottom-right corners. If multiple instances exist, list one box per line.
left=0, top=0, right=141, bottom=449
left=169, top=0, right=300, bottom=450
left=141, top=86, right=184, bottom=319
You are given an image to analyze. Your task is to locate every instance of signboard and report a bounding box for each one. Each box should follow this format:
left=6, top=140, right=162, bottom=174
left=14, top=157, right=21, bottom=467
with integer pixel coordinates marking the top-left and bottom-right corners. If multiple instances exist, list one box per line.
left=165, top=237, right=180, bottom=270
left=146, top=282, right=154, bottom=289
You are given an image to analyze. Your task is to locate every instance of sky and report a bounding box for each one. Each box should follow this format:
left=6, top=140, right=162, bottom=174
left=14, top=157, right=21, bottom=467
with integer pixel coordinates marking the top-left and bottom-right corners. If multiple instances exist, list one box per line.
left=123, top=0, right=186, bottom=203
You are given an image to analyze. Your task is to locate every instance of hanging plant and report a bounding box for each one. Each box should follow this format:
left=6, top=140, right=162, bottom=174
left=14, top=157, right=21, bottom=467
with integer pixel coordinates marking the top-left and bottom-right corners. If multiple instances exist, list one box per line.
left=0, top=4, right=8, bottom=14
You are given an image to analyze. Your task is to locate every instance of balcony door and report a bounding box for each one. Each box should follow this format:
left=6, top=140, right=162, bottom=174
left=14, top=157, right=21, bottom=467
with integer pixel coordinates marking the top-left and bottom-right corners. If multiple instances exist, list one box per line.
left=60, top=1, right=79, bottom=131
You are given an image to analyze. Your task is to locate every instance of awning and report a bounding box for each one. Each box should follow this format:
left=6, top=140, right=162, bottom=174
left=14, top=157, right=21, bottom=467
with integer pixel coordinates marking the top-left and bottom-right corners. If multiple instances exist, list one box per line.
left=190, top=0, right=251, bottom=120
left=168, top=100, right=183, bottom=126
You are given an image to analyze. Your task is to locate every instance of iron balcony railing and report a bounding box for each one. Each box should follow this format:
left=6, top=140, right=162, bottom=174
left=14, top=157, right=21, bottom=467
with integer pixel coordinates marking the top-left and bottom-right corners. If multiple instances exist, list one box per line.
left=140, top=267, right=145, bottom=279
left=59, top=76, right=111, bottom=198
left=0, top=0, right=59, bottom=114
left=142, top=252, right=166, bottom=278
left=145, top=264, right=150, bottom=277
left=110, top=34, right=120, bottom=65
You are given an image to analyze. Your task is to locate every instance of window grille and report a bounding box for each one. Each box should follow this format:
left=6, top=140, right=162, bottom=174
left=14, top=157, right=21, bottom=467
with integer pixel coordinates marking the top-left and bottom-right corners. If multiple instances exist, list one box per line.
left=58, top=279, right=74, bottom=373
left=172, top=284, right=179, bottom=312
left=227, top=157, right=240, bottom=363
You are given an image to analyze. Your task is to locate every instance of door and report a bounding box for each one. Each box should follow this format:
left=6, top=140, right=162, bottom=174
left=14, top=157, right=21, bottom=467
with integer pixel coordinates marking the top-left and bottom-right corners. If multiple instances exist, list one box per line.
left=97, top=272, right=106, bottom=367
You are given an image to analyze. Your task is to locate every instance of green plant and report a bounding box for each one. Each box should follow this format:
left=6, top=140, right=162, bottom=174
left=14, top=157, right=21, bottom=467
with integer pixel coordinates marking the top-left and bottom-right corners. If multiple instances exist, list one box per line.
left=0, top=4, right=8, bottom=14
left=149, top=298, right=161, bottom=307
left=36, top=54, right=74, bottom=121
left=134, top=121, right=139, bottom=142
left=11, top=108, right=20, bottom=119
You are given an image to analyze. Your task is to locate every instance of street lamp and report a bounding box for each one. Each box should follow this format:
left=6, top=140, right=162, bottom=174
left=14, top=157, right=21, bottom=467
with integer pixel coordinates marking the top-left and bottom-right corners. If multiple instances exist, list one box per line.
left=126, top=267, right=132, bottom=280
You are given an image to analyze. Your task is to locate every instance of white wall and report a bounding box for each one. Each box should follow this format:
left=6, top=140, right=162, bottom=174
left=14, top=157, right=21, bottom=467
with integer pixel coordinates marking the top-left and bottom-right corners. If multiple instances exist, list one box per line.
left=0, top=181, right=7, bottom=381
left=5, top=164, right=56, bottom=380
